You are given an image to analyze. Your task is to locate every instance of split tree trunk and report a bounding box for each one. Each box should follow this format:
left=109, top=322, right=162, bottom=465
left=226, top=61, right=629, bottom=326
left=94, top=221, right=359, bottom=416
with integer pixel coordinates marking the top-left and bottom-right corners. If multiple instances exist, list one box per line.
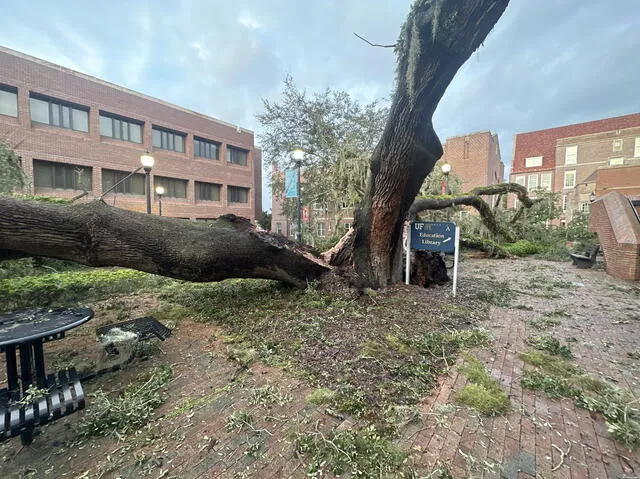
left=0, top=198, right=328, bottom=287
left=348, top=0, right=509, bottom=287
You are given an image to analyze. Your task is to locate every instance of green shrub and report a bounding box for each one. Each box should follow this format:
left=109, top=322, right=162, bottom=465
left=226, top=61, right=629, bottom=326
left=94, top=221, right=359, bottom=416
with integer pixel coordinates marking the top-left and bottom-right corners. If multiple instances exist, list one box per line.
left=306, top=387, right=336, bottom=405
left=503, top=240, right=540, bottom=256
left=0, top=268, right=166, bottom=312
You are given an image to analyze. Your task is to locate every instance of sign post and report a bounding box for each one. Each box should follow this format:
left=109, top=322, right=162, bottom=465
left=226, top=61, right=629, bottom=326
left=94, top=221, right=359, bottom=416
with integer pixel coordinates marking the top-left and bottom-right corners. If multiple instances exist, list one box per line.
left=406, top=221, right=460, bottom=297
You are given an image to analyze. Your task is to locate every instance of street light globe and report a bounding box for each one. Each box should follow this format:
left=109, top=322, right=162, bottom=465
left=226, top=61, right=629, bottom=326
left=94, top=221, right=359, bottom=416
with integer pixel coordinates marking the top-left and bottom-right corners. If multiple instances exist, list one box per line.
left=441, top=162, right=452, bottom=175
left=140, top=151, right=155, bottom=169
left=291, top=149, right=305, bottom=161
left=155, top=186, right=165, bottom=196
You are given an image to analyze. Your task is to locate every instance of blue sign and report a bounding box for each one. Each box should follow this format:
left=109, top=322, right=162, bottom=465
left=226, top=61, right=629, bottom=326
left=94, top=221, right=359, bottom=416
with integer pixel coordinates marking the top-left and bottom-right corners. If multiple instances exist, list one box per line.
left=410, top=221, right=456, bottom=253
left=284, top=169, right=298, bottom=198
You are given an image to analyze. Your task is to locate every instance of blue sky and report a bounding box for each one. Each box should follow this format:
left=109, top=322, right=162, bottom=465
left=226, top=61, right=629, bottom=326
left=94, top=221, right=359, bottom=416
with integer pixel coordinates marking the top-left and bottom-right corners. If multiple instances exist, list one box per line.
left=1, top=1, right=639, bottom=211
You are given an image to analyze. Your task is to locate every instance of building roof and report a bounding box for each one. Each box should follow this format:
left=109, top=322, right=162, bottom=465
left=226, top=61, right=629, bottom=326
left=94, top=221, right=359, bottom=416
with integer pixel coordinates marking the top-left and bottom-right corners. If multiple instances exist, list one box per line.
left=0, top=46, right=253, bottom=135
left=512, top=112, right=640, bottom=175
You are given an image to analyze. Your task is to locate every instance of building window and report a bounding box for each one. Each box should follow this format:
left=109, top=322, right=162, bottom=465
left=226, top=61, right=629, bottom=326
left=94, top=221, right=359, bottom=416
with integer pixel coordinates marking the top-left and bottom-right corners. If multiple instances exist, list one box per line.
left=564, top=170, right=576, bottom=189
left=276, top=222, right=282, bottom=234
left=102, top=169, right=146, bottom=195
left=316, top=222, right=326, bottom=237
left=33, top=159, right=92, bottom=190
left=312, top=200, right=327, bottom=211
left=514, top=175, right=526, bottom=186
left=580, top=202, right=591, bottom=214
left=635, top=137, right=640, bottom=158
left=562, top=195, right=567, bottom=212
left=227, top=146, right=248, bottom=166
left=99, top=113, right=142, bottom=143
left=525, top=156, right=543, bottom=168
left=152, top=126, right=185, bottom=152
left=228, top=186, right=249, bottom=204
left=564, top=146, right=577, bottom=165
left=609, top=157, right=624, bottom=166
left=344, top=223, right=352, bottom=231
left=29, top=93, right=89, bottom=132
left=527, top=174, right=538, bottom=190
left=540, top=172, right=552, bottom=190
left=0, top=84, right=18, bottom=117
left=613, top=139, right=623, bottom=152
left=194, top=137, right=220, bottom=160
left=195, top=181, right=221, bottom=201
left=155, top=176, right=187, bottom=198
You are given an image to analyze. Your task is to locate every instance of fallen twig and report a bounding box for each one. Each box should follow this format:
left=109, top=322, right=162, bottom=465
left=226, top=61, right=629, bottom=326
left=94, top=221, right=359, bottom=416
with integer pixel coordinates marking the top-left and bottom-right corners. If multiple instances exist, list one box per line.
left=551, top=440, right=571, bottom=471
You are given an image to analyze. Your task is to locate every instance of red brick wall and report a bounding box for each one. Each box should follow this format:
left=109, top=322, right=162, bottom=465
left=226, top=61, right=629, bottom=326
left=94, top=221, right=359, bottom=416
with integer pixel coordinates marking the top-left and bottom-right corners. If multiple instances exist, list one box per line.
left=589, top=192, right=640, bottom=281
left=596, top=165, right=640, bottom=198
left=441, top=131, right=503, bottom=192
left=0, top=47, right=261, bottom=220
left=512, top=113, right=640, bottom=175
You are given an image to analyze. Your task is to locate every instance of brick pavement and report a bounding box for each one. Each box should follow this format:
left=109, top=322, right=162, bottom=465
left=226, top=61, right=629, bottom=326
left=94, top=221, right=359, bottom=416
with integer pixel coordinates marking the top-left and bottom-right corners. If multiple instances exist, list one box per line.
left=405, top=259, right=640, bottom=478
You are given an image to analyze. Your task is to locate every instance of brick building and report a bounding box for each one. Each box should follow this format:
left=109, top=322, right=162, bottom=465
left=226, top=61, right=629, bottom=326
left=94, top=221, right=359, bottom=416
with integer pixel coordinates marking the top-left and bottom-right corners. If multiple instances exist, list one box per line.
left=441, top=131, right=504, bottom=192
left=509, top=113, right=640, bottom=222
left=0, top=46, right=262, bottom=220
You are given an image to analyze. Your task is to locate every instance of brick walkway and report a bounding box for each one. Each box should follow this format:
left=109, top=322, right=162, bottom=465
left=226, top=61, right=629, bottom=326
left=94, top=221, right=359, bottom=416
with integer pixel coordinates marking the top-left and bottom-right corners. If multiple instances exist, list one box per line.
left=404, top=259, right=640, bottom=478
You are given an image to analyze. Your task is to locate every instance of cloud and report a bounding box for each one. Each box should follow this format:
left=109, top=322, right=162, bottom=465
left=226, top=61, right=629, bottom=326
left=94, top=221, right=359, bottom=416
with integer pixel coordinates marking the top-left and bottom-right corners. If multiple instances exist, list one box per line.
left=1, top=0, right=639, bottom=209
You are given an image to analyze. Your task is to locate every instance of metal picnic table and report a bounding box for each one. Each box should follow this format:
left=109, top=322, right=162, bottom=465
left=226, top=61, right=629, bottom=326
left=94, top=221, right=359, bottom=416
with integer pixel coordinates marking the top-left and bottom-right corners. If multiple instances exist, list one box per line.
left=0, top=307, right=93, bottom=444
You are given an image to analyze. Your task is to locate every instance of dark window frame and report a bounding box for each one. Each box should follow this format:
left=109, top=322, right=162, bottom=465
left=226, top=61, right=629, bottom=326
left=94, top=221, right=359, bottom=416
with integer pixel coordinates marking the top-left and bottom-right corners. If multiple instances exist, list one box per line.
left=99, top=111, right=143, bottom=144
left=152, top=125, right=186, bottom=153
left=101, top=168, right=146, bottom=195
left=154, top=176, right=188, bottom=198
left=195, top=181, right=221, bottom=201
left=227, top=146, right=248, bottom=166
left=194, top=137, right=220, bottom=160
left=0, top=83, right=18, bottom=118
left=228, top=185, right=250, bottom=204
left=33, top=159, right=92, bottom=191
left=29, top=92, right=89, bottom=132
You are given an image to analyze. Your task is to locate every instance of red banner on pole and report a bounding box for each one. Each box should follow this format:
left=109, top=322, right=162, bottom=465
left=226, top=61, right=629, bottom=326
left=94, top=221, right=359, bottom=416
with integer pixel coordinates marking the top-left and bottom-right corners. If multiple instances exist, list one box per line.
left=302, top=206, right=310, bottom=222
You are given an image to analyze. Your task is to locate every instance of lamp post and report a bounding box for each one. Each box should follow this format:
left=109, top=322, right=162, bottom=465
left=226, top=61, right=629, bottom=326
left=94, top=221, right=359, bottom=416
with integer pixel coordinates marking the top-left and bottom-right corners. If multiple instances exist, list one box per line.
left=589, top=191, right=596, bottom=203
left=140, top=151, right=155, bottom=214
left=292, top=149, right=305, bottom=243
left=155, top=186, right=165, bottom=216
left=441, top=161, right=452, bottom=195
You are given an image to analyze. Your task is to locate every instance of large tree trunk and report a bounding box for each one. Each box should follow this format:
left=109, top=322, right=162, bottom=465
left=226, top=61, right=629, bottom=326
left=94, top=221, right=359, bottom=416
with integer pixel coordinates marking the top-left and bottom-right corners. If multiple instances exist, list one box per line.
left=349, top=0, right=509, bottom=287
left=0, top=198, right=328, bottom=287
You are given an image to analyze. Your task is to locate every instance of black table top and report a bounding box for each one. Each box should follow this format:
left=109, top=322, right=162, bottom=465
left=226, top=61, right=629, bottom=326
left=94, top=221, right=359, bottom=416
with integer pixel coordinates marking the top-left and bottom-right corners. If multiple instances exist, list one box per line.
left=0, top=307, right=94, bottom=348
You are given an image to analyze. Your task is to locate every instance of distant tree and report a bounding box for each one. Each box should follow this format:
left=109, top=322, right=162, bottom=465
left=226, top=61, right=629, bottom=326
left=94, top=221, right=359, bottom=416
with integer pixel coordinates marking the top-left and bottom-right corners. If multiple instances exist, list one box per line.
left=257, top=211, right=272, bottom=231
left=0, top=142, right=25, bottom=194
left=258, top=76, right=388, bottom=222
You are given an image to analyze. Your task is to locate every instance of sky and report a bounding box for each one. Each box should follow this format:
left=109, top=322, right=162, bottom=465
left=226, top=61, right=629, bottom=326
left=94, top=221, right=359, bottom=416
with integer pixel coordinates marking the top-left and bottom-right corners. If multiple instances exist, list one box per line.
left=1, top=0, right=639, bottom=211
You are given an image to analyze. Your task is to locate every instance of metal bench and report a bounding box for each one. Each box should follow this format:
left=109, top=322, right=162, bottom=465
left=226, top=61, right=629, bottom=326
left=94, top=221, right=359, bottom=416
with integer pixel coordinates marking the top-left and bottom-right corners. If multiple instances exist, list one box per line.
left=0, top=368, right=85, bottom=443
left=570, top=244, right=600, bottom=269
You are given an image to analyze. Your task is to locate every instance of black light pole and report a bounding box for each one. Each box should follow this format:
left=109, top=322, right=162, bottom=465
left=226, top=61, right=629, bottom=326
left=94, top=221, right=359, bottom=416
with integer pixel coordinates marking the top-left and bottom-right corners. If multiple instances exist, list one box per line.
left=140, top=151, right=155, bottom=214
left=292, top=149, right=305, bottom=243
left=156, top=186, right=165, bottom=216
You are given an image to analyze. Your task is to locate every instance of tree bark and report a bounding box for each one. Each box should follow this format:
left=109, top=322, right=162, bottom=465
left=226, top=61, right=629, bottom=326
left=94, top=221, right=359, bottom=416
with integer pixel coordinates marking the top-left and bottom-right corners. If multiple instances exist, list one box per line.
left=349, top=0, right=510, bottom=287
left=0, top=198, right=328, bottom=287
left=409, top=183, right=537, bottom=243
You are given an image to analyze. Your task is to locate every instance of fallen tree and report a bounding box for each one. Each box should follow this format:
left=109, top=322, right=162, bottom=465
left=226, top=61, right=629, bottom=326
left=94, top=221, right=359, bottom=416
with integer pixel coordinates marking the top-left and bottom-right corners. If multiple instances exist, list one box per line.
left=0, top=0, right=511, bottom=288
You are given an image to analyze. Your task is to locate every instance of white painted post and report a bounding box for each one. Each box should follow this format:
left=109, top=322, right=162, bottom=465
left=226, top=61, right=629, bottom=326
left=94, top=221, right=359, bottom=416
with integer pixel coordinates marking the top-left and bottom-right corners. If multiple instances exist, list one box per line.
left=452, top=225, right=460, bottom=297
left=405, top=222, right=411, bottom=285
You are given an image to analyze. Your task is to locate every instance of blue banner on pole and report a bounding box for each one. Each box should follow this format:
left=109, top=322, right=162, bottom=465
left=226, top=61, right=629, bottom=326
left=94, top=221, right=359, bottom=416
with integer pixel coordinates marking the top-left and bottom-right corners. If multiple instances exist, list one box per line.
left=284, top=169, right=298, bottom=198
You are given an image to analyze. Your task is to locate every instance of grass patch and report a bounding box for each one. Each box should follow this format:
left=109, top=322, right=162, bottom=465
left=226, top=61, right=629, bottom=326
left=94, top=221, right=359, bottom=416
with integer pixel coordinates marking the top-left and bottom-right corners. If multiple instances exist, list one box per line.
left=0, top=268, right=167, bottom=312
left=455, top=355, right=510, bottom=416
left=77, top=365, right=172, bottom=438
left=306, top=387, right=336, bottom=405
left=525, top=335, right=572, bottom=359
left=295, top=425, right=410, bottom=477
left=476, top=281, right=512, bottom=306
